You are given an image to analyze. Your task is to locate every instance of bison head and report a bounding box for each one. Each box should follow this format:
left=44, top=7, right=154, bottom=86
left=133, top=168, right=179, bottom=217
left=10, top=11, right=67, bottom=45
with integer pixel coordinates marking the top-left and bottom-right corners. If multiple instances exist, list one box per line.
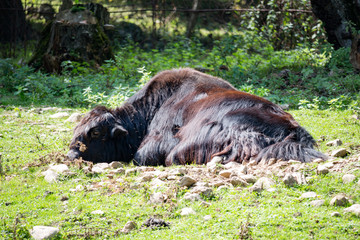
left=67, top=106, right=130, bottom=163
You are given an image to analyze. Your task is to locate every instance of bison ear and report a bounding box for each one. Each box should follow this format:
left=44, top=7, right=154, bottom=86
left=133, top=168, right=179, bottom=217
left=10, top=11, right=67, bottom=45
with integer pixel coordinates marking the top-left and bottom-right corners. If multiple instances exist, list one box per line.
left=111, top=124, right=128, bottom=138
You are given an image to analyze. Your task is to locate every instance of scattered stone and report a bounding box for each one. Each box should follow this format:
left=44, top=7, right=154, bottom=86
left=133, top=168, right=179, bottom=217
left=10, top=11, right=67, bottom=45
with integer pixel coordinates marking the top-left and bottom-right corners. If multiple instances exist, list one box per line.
left=210, top=156, right=223, bottom=164
left=241, top=174, right=257, bottom=184
left=219, top=170, right=232, bottom=178
left=230, top=166, right=248, bottom=176
left=109, top=168, right=125, bottom=175
left=109, top=161, right=123, bottom=169
left=150, top=178, right=167, bottom=191
left=331, top=212, right=341, bottom=217
left=247, top=159, right=257, bottom=166
left=250, top=177, right=275, bottom=192
left=121, top=221, right=137, bottom=234
left=331, top=148, right=349, bottom=158
left=183, top=192, right=201, bottom=201
left=178, top=175, right=196, bottom=187
left=326, top=139, right=343, bottom=147
left=313, top=158, right=325, bottom=163
left=30, top=226, right=59, bottom=240
left=139, top=173, right=155, bottom=182
left=317, top=165, right=329, bottom=175
left=210, top=180, right=227, bottom=187
left=125, top=168, right=138, bottom=176
left=330, top=194, right=349, bottom=206
left=310, top=200, right=325, bottom=207
left=167, top=175, right=177, bottom=180
left=42, top=170, right=59, bottom=183
left=92, top=163, right=110, bottom=174
left=180, top=207, right=196, bottom=216
left=283, top=172, right=307, bottom=187
left=344, top=204, right=360, bottom=217
left=142, top=217, right=170, bottom=229
left=283, top=173, right=297, bottom=187
left=190, top=186, right=213, bottom=198
left=138, top=166, right=156, bottom=172
left=50, top=112, right=69, bottom=118
left=224, top=161, right=242, bottom=169
left=149, top=192, right=165, bottom=204
left=230, top=176, right=248, bottom=187
left=169, top=168, right=184, bottom=176
left=203, top=215, right=212, bottom=221
left=65, top=113, right=83, bottom=122
left=49, top=164, right=69, bottom=173
left=200, top=201, right=212, bottom=207
left=91, top=210, right=104, bottom=215
left=300, top=192, right=317, bottom=199
left=342, top=174, right=356, bottom=184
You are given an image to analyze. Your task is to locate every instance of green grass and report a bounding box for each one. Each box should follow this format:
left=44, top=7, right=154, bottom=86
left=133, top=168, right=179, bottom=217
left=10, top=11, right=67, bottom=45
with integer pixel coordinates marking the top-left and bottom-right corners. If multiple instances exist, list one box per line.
left=1, top=107, right=360, bottom=239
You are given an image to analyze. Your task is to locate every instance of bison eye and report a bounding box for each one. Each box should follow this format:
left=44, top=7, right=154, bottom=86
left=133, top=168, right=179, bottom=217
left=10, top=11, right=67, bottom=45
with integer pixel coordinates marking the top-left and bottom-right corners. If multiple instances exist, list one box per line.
left=90, top=128, right=101, bottom=138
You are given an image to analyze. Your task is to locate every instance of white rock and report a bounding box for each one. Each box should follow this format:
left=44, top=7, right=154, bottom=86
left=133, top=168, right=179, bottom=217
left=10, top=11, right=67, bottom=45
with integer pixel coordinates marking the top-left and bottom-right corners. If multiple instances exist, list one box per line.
left=138, top=166, right=156, bottom=172
left=180, top=207, right=196, bottom=216
left=300, top=192, right=317, bottom=199
left=310, top=200, right=325, bottom=207
left=250, top=177, right=275, bottom=192
left=49, top=164, right=69, bottom=173
left=330, top=194, right=349, bottom=206
left=109, top=161, right=123, bottom=169
left=317, top=165, right=329, bottom=175
left=203, top=215, right=212, bottom=221
left=331, top=212, right=341, bottom=217
left=92, top=163, right=111, bottom=174
left=139, top=173, right=155, bottom=182
left=242, top=174, right=257, bottom=184
left=91, top=210, right=104, bottom=215
left=331, top=148, right=349, bottom=158
left=224, top=161, right=242, bottom=169
left=230, top=176, right=248, bottom=187
left=125, top=168, right=138, bottom=176
left=210, top=180, right=227, bottom=187
left=109, top=168, right=125, bottom=175
left=313, top=158, right=325, bottom=163
left=42, top=170, right=59, bottom=183
left=326, top=139, right=343, bottom=147
left=183, top=192, right=201, bottom=201
left=65, top=113, right=83, bottom=122
left=169, top=168, right=184, bottom=176
left=210, top=156, right=223, bottom=164
left=230, top=166, right=248, bottom=176
left=344, top=204, right=360, bottom=217
left=149, top=192, right=165, bottom=204
left=30, top=226, right=59, bottom=240
left=342, top=174, right=356, bottom=184
left=150, top=178, right=167, bottom=191
left=178, top=175, right=196, bottom=187
left=50, top=112, right=69, bottom=118
left=190, top=186, right=213, bottom=198
left=121, top=221, right=137, bottom=234
left=219, top=170, right=232, bottom=178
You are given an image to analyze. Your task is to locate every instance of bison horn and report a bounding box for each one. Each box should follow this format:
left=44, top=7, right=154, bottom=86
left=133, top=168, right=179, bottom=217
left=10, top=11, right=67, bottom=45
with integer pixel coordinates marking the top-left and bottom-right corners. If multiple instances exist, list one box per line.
left=111, top=124, right=128, bottom=138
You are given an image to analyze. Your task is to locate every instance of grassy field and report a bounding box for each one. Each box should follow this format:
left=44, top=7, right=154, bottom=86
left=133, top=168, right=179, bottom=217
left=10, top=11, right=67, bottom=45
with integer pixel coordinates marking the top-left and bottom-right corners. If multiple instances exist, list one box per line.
left=1, top=107, right=360, bottom=239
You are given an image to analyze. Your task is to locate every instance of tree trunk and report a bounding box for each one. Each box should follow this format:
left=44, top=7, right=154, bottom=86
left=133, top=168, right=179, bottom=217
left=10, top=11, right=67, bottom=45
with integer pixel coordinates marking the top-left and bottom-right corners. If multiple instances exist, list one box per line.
left=186, top=0, right=199, bottom=38
left=310, top=0, right=360, bottom=49
left=0, top=0, right=27, bottom=43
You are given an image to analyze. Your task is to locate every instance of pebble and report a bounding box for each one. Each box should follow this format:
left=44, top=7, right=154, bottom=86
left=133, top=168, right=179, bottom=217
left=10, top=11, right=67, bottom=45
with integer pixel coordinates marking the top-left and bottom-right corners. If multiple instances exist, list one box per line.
left=109, top=161, right=123, bottom=169
left=42, top=170, right=59, bottom=183
left=65, top=113, right=83, bottom=122
left=300, top=192, right=317, bottom=199
left=317, top=165, right=329, bottom=175
left=183, top=192, right=201, bottom=201
left=180, top=207, right=196, bottom=216
left=331, top=212, right=341, bottom=217
left=342, top=174, right=356, bottom=184
left=49, top=164, right=69, bottom=173
left=219, top=170, right=232, bottom=178
left=310, top=199, right=325, bottom=207
left=49, top=112, right=69, bottom=118
left=344, top=204, right=360, bottom=217
left=91, top=210, right=104, bottom=215
left=190, top=186, right=213, bottom=198
left=121, top=221, right=137, bottom=234
left=30, top=226, right=59, bottom=240
left=330, top=194, right=349, bottom=206
left=326, top=139, right=343, bottom=147
left=149, top=192, right=165, bottom=204
left=203, top=215, right=212, bottom=221
left=178, top=175, right=196, bottom=187
left=92, top=163, right=111, bottom=174
left=331, top=148, right=349, bottom=158
left=250, top=177, right=275, bottom=192
left=230, top=176, right=248, bottom=187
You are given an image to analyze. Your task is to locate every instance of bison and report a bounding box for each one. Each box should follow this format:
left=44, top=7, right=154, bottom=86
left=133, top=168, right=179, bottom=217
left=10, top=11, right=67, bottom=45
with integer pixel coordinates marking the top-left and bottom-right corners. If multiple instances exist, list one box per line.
left=67, top=68, right=326, bottom=165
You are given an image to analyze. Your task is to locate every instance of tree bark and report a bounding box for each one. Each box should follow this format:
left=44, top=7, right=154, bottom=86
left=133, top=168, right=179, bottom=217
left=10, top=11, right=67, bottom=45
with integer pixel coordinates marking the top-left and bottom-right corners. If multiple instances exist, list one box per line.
left=310, top=0, right=360, bottom=49
left=0, top=0, right=27, bottom=43
left=186, top=0, right=199, bottom=38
